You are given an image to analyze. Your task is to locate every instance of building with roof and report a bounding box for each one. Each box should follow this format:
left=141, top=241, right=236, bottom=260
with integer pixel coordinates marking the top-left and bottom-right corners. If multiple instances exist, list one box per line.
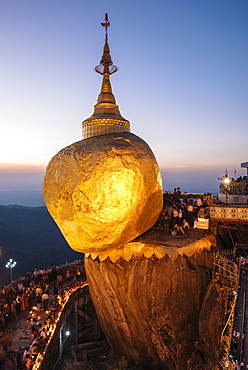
left=218, top=161, right=248, bottom=204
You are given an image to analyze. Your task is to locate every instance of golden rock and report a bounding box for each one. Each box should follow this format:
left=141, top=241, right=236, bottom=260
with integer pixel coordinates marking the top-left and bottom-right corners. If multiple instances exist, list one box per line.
left=43, top=131, right=163, bottom=254
left=43, top=15, right=163, bottom=255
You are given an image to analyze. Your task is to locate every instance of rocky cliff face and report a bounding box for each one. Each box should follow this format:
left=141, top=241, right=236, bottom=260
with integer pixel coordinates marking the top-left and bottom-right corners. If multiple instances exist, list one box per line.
left=197, top=277, right=233, bottom=367
left=84, top=231, right=229, bottom=369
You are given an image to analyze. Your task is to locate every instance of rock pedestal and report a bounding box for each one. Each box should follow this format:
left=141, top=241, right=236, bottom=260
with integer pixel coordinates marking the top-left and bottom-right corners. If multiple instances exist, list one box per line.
left=84, top=233, right=226, bottom=369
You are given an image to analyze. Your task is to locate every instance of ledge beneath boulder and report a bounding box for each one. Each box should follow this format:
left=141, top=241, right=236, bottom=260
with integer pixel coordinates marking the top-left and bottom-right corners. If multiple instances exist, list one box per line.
left=85, top=228, right=216, bottom=262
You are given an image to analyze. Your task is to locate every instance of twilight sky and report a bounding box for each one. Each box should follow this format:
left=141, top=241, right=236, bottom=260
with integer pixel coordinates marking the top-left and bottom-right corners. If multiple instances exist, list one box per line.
left=0, top=0, right=248, bottom=205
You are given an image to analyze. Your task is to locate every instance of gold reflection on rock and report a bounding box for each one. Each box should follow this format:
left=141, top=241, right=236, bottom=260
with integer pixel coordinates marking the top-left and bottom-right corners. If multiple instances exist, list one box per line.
left=43, top=132, right=163, bottom=254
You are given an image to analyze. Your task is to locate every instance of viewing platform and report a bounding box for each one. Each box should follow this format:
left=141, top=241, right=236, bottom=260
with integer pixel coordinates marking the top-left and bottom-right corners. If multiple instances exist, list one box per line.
left=0, top=263, right=127, bottom=370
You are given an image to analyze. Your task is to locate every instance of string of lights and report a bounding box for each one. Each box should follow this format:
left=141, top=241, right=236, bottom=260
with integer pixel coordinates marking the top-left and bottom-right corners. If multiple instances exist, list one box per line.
left=32, top=281, right=88, bottom=370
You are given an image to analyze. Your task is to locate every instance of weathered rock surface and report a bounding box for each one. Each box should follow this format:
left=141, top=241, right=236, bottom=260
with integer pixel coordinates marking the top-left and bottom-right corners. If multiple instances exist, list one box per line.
left=84, top=231, right=226, bottom=370
left=197, top=277, right=233, bottom=367
left=43, top=132, right=162, bottom=254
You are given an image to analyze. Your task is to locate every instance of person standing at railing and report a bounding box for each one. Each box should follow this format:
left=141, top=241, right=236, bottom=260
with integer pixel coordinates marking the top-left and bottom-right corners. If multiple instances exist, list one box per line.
left=64, top=269, right=69, bottom=282
left=53, top=283, right=58, bottom=298
left=186, top=201, right=195, bottom=229
left=15, top=295, right=22, bottom=316
left=42, top=292, right=49, bottom=312
left=57, top=273, right=63, bottom=290
left=171, top=206, right=179, bottom=229
left=36, top=294, right=42, bottom=312
left=35, top=285, right=42, bottom=300
left=195, top=196, right=202, bottom=217
left=10, top=300, right=16, bottom=322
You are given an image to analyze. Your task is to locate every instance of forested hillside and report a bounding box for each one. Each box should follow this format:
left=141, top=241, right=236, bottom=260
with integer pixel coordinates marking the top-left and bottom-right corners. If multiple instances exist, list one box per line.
left=0, top=205, right=82, bottom=286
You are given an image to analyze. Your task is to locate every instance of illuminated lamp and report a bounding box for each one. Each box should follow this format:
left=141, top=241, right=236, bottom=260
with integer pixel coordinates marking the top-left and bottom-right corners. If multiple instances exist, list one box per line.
left=223, top=177, right=231, bottom=184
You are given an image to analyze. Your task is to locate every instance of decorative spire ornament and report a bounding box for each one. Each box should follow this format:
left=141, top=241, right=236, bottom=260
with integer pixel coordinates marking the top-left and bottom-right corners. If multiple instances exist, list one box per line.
left=82, top=13, right=130, bottom=139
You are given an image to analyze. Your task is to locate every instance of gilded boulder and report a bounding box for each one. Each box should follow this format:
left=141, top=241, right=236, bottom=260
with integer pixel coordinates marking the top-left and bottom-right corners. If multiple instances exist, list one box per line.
left=42, top=131, right=163, bottom=254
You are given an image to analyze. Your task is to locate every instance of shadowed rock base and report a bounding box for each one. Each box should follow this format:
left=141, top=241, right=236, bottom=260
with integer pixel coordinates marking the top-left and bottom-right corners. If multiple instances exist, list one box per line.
left=85, top=237, right=232, bottom=369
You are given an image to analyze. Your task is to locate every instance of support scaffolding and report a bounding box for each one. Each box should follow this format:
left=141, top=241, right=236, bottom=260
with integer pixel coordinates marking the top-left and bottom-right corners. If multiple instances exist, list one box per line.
left=213, top=253, right=239, bottom=285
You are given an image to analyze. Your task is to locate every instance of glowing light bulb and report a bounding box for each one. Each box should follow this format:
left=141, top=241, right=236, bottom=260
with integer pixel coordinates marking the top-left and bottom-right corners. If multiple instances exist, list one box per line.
left=224, top=177, right=231, bottom=184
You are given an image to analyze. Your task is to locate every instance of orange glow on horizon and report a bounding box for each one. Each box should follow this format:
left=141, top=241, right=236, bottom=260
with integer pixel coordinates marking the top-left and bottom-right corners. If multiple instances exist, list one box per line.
left=0, top=163, right=46, bottom=173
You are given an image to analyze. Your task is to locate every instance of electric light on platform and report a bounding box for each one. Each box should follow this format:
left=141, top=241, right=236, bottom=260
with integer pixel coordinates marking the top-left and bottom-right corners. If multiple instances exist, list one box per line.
left=5, top=258, right=16, bottom=282
left=223, top=177, right=231, bottom=184
left=5, top=259, right=16, bottom=269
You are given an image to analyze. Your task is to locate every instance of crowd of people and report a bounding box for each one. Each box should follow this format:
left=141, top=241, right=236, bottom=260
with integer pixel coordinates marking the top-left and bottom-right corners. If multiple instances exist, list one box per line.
left=0, top=260, right=85, bottom=370
left=157, top=188, right=210, bottom=236
left=224, top=355, right=248, bottom=369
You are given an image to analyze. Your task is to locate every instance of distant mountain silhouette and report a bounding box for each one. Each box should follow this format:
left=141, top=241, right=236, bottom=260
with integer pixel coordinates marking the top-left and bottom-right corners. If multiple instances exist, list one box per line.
left=0, top=205, right=82, bottom=286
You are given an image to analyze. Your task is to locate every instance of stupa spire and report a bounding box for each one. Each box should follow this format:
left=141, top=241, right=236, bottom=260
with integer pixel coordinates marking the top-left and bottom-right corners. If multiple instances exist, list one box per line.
left=82, top=13, right=130, bottom=140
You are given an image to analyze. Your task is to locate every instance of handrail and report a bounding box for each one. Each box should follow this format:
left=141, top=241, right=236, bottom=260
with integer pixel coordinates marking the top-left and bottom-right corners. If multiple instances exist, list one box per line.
left=31, top=282, right=88, bottom=370
left=239, top=268, right=247, bottom=363
left=1, top=259, right=83, bottom=293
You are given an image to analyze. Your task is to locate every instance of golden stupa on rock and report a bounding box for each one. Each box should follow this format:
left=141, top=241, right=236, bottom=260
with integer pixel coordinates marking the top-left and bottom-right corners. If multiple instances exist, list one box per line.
left=82, top=14, right=130, bottom=139
left=42, top=14, right=163, bottom=257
